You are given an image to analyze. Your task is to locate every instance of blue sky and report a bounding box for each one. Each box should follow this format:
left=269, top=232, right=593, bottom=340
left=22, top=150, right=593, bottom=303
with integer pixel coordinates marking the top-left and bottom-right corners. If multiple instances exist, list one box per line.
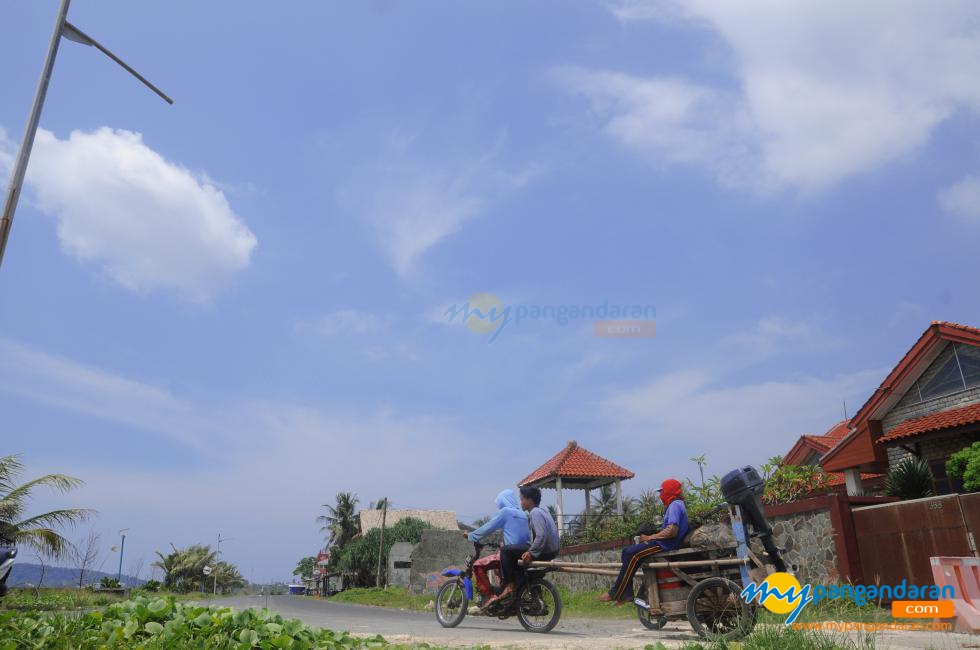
left=1, top=1, right=979, bottom=582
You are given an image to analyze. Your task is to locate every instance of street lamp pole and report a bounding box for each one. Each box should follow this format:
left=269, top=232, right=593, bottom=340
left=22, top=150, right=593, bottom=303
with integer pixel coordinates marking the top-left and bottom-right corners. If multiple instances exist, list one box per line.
left=116, top=528, right=128, bottom=583
left=0, top=0, right=172, bottom=269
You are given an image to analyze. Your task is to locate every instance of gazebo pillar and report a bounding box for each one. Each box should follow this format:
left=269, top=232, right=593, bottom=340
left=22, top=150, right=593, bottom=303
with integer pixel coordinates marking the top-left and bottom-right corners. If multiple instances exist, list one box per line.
left=555, top=477, right=565, bottom=534
left=584, top=488, right=591, bottom=527
left=615, top=479, right=623, bottom=516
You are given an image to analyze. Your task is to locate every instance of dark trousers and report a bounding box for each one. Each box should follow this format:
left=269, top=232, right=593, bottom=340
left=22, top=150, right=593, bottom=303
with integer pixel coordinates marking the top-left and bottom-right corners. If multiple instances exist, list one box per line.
left=608, top=540, right=665, bottom=602
left=500, top=544, right=559, bottom=588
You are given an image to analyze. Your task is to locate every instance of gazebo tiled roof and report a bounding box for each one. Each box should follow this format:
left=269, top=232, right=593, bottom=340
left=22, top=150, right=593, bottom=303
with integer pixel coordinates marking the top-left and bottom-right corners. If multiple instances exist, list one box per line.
left=519, top=440, right=634, bottom=487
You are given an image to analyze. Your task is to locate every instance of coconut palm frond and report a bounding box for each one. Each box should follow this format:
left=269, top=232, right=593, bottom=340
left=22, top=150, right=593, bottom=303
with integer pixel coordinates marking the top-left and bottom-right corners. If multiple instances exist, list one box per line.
left=15, top=526, right=74, bottom=558
left=15, top=508, right=93, bottom=532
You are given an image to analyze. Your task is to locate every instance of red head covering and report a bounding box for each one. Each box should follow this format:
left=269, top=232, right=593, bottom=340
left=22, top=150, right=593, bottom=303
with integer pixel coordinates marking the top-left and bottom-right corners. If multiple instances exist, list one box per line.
left=659, top=478, right=683, bottom=506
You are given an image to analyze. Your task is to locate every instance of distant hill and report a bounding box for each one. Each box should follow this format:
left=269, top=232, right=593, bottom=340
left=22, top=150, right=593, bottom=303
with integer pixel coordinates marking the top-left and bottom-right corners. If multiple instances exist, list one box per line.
left=8, top=563, right=145, bottom=588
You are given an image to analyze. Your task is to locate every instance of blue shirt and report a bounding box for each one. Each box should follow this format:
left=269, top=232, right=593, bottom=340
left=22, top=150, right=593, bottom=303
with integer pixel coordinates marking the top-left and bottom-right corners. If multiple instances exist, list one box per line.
left=658, top=500, right=689, bottom=551
left=468, top=489, right=531, bottom=546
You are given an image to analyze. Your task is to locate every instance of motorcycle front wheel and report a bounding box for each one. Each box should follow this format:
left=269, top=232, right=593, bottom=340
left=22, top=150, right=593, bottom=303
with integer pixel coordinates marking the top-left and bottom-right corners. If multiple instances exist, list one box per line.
left=435, top=579, right=468, bottom=628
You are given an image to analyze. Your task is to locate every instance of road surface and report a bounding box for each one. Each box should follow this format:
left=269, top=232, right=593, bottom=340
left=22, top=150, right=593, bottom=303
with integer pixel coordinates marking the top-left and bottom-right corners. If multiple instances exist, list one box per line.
left=209, top=595, right=977, bottom=649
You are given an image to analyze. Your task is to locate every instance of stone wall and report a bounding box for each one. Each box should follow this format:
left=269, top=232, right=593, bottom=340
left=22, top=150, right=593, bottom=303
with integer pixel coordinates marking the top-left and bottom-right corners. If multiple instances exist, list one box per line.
left=408, top=530, right=477, bottom=594
left=549, top=499, right=861, bottom=593
left=549, top=540, right=627, bottom=593
left=768, top=508, right=838, bottom=584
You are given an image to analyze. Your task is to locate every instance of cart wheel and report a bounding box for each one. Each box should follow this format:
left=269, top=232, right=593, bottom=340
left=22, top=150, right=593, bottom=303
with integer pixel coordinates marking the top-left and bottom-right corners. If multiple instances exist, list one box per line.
left=635, top=605, right=668, bottom=630
left=686, top=577, right=755, bottom=640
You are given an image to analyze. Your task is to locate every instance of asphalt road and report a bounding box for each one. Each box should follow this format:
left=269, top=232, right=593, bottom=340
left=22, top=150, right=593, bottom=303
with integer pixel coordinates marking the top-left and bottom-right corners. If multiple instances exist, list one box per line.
left=212, top=594, right=702, bottom=649
left=210, top=595, right=979, bottom=649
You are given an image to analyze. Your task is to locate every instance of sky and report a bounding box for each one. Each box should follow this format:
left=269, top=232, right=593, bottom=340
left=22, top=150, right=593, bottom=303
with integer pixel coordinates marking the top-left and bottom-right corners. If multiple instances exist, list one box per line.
left=1, top=0, right=979, bottom=583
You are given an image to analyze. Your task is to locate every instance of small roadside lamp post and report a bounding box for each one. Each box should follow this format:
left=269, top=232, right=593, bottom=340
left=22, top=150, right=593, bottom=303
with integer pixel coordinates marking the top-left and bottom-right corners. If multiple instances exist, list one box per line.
left=0, top=0, right=173, bottom=269
left=115, top=528, right=129, bottom=584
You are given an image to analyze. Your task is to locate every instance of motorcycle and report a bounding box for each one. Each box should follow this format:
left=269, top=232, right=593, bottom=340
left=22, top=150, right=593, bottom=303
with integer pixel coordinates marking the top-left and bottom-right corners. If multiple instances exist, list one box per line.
left=0, top=546, right=16, bottom=598
left=434, top=542, right=562, bottom=633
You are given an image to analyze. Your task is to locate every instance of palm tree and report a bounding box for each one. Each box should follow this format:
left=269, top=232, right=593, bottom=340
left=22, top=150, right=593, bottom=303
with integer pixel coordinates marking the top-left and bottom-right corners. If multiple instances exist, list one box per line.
left=0, top=454, right=92, bottom=558
left=317, top=492, right=359, bottom=550
left=153, top=543, right=219, bottom=592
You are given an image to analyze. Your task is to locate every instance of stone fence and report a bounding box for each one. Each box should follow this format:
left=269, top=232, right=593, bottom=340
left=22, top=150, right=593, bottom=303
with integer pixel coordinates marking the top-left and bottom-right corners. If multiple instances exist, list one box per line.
left=548, top=494, right=896, bottom=593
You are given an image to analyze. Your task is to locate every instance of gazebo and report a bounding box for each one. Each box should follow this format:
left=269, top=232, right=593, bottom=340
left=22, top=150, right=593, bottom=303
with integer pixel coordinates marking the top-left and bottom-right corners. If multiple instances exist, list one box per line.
left=518, top=440, right=634, bottom=535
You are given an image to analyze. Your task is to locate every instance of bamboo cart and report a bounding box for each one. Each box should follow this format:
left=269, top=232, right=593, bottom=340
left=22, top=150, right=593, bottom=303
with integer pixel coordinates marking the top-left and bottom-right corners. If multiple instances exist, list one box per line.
left=529, top=507, right=771, bottom=640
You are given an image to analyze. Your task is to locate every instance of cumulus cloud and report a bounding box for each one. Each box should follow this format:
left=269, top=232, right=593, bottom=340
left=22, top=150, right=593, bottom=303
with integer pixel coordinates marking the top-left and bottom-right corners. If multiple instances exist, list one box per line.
left=939, top=173, right=980, bottom=223
left=568, top=1, right=980, bottom=192
left=19, top=128, right=256, bottom=298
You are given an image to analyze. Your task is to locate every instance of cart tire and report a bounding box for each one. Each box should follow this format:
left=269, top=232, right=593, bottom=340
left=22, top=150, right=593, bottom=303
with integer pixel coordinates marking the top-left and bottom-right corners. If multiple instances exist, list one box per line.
left=435, top=580, right=468, bottom=628
left=685, top=577, right=755, bottom=640
left=516, top=578, right=562, bottom=633
left=635, top=605, right=668, bottom=630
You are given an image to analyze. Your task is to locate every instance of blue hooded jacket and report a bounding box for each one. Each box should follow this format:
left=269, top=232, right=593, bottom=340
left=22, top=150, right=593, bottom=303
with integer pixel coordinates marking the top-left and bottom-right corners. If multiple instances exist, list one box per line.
left=468, top=489, right=531, bottom=546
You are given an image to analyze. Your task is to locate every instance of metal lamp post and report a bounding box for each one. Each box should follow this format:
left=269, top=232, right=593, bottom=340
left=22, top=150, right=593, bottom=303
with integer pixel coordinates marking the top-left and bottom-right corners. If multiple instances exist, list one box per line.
left=116, top=528, right=128, bottom=583
left=0, top=0, right=172, bottom=269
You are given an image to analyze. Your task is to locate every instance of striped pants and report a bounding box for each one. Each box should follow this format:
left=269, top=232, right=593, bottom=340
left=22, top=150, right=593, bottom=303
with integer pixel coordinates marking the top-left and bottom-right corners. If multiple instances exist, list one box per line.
left=608, top=540, right=665, bottom=602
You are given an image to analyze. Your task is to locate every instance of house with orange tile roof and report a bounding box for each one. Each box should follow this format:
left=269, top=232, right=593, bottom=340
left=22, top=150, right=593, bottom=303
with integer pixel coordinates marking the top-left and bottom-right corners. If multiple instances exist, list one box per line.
left=781, top=420, right=883, bottom=492
left=821, top=321, right=980, bottom=495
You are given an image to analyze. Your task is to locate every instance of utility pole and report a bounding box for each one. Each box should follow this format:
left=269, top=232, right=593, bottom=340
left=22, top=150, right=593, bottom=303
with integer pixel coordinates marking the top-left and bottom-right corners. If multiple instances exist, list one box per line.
left=375, top=498, right=388, bottom=588
left=0, top=0, right=172, bottom=270
left=213, top=533, right=224, bottom=596
left=116, top=528, right=128, bottom=583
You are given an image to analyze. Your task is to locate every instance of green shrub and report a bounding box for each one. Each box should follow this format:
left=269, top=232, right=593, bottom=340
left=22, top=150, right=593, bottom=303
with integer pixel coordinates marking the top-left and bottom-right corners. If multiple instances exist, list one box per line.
left=947, top=441, right=980, bottom=491
left=334, top=517, right=431, bottom=587
left=884, top=457, right=934, bottom=500
left=0, top=595, right=395, bottom=649
left=141, top=579, right=161, bottom=592
left=763, top=464, right=835, bottom=504
left=99, top=576, right=122, bottom=589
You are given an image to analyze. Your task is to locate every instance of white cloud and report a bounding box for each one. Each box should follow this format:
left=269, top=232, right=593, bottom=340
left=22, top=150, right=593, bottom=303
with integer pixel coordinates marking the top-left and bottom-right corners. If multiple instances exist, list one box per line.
left=342, top=141, right=537, bottom=276
left=569, top=1, right=980, bottom=192
left=939, top=173, right=980, bottom=223
left=17, top=127, right=256, bottom=299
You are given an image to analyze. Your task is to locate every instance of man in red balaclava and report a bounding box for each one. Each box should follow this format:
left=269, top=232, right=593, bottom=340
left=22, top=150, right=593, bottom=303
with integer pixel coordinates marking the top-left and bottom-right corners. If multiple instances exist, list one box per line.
left=599, top=478, right=689, bottom=603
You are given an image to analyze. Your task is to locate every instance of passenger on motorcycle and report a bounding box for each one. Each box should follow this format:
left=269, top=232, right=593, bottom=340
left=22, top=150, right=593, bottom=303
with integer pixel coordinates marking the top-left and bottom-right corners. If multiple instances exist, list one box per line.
left=466, top=489, right=531, bottom=605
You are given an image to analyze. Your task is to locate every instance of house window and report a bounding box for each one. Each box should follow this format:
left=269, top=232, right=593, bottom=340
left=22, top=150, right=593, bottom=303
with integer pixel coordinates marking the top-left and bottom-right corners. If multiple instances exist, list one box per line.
left=803, top=451, right=821, bottom=466
left=959, top=344, right=980, bottom=387
left=910, top=343, right=980, bottom=403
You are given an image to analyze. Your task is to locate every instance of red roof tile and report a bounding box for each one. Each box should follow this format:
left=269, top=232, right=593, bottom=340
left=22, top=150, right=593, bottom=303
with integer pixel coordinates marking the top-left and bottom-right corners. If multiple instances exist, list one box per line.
left=519, top=440, right=634, bottom=486
left=877, top=402, right=980, bottom=444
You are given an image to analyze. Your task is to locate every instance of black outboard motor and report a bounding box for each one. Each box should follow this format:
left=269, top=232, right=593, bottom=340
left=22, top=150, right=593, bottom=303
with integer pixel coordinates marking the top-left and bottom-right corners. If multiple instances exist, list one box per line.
left=721, top=466, right=786, bottom=572
left=0, top=546, right=16, bottom=598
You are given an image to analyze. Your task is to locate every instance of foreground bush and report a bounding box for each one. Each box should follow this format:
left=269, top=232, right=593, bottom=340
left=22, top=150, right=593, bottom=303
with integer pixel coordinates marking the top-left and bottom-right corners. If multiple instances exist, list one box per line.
left=0, top=595, right=392, bottom=649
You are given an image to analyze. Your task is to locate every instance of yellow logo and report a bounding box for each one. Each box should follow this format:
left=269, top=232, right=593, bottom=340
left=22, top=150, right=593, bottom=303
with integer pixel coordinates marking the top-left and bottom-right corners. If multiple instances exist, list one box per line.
left=755, top=572, right=804, bottom=615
